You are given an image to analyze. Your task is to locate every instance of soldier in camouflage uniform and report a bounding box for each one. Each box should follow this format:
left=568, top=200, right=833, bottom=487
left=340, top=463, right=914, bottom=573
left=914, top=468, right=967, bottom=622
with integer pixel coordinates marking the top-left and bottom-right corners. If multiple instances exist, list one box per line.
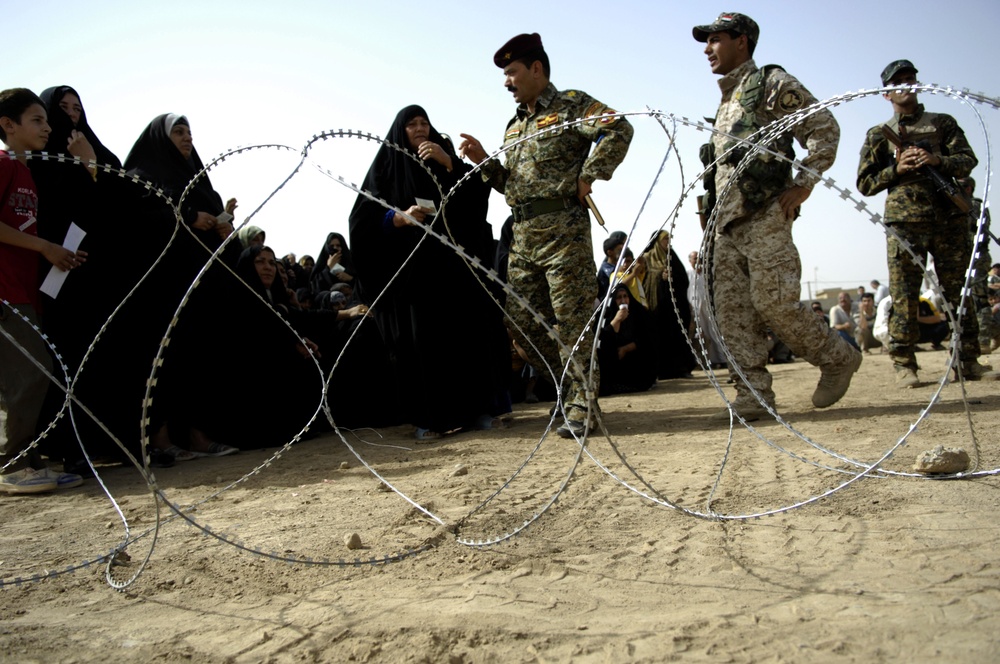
left=693, top=13, right=862, bottom=421
left=857, top=60, right=999, bottom=385
left=960, top=177, right=996, bottom=354
left=459, top=33, right=633, bottom=438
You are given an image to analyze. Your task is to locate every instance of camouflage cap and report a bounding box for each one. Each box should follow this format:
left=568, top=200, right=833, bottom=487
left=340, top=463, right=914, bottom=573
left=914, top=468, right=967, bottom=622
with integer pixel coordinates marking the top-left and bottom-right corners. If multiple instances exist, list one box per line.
left=881, top=59, right=918, bottom=86
left=692, top=12, right=759, bottom=45
left=494, top=33, right=544, bottom=68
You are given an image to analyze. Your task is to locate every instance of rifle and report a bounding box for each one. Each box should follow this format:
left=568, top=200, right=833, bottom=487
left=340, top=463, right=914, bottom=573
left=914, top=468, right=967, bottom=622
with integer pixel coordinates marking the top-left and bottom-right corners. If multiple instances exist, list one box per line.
left=881, top=125, right=971, bottom=214
left=696, top=195, right=708, bottom=230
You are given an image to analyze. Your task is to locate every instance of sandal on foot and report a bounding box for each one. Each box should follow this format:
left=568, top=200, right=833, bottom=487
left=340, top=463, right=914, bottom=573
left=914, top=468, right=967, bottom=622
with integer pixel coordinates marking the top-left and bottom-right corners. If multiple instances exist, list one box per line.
left=191, top=442, right=240, bottom=458
left=414, top=427, right=441, bottom=442
left=158, top=445, right=196, bottom=462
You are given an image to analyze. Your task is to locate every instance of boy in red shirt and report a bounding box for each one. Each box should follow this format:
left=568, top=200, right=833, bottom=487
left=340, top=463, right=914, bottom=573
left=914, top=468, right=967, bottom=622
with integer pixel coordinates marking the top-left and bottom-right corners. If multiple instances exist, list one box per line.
left=0, top=88, right=87, bottom=494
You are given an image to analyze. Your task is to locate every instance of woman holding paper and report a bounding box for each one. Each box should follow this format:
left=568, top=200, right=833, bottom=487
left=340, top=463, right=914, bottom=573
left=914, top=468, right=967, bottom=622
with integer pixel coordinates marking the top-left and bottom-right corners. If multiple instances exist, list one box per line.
left=106, top=114, right=242, bottom=461
left=124, top=114, right=238, bottom=254
left=310, top=231, right=357, bottom=294
left=348, top=105, right=510, bottom=440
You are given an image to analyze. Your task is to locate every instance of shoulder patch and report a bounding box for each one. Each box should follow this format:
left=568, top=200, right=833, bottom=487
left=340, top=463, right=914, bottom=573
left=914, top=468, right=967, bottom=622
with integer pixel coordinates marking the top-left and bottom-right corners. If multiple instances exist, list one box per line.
left=505, top=128, right=521, bottom=141
left=584, top=102, right=620, bottom=127
left=777, top=89, right=804, bottom=112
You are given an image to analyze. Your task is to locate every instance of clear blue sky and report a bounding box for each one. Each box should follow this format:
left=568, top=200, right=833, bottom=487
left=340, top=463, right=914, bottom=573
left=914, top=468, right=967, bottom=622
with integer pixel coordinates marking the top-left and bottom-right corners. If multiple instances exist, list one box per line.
left=9, top=0, right=1000, bottom=295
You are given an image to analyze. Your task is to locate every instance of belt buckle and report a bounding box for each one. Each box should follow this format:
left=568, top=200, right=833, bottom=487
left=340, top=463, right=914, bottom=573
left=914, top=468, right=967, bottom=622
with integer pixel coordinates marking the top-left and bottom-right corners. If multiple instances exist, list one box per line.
left=522, top=201, right=535, bottom=220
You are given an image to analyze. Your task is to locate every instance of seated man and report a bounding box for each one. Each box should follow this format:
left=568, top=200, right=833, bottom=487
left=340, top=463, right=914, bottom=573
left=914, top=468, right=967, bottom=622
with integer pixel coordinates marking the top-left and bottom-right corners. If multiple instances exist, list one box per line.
left=917, top=295, right=949, bottom=350
left=853, top=292, right=882, bottom=353
left=829, top=291, right=859, bottom=350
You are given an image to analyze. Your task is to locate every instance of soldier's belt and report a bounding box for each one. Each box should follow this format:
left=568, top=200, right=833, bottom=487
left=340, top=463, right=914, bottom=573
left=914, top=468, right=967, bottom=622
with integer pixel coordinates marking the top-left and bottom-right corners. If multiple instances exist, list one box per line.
left=511, top=196, right=580, bottom=222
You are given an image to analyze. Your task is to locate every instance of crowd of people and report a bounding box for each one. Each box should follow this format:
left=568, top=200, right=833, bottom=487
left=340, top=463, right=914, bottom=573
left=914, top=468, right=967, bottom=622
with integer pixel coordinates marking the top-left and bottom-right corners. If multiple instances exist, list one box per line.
left=3, top=14, right=998, bottom=494
left=0, top=87, right=407, bottom=493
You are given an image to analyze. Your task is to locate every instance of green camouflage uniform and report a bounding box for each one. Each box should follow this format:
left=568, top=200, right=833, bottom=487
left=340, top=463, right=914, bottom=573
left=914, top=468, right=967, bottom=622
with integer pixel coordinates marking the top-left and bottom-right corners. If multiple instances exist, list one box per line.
left=968, top=197, right=995, bottom=348
left=857, top=104, right=979, bottom=369
left=481, top=82, right=633, bottom=414
left=710, top=59, right=854, bottom=409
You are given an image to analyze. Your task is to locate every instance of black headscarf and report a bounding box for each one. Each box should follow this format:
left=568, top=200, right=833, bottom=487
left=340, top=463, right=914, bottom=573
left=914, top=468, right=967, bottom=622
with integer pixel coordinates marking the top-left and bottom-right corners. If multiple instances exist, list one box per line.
left=30, top=86, right=124, bottom=246
left=599, top=284, right=657, bottom=395
left=39, top=86, right=121, bottom=170
left=310, top=231, right=356, bottom=292
left=362, top=105, right=453, bottom=208
left=348, top=105, right=488, bottom=301
left=236, top=244, right=288, bottom=309
left=124, top=113, right=225, bottom=221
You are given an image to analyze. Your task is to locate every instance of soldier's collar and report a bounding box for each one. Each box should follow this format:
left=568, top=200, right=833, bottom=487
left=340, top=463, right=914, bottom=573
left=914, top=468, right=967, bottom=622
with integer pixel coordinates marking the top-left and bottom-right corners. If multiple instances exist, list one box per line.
left=517, top=82, right=558, bottom=119
left=895, top=103, right=925, bottom=123
left=537, top=82, right=557, bottom=109
left=718, top=58, right=757, bottom=94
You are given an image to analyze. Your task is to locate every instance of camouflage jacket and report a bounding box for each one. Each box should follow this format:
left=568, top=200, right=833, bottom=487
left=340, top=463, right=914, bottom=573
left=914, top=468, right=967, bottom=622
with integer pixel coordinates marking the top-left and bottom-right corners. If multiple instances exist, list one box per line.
left=711, top=58, right=839, bottom=229
left=856, top=104, right=977, bottom=223
left=481, top=82, right=633, bottom=206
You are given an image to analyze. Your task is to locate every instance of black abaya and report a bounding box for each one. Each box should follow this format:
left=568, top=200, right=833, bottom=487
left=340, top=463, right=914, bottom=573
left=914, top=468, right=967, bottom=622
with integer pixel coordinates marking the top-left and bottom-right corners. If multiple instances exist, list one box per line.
left=348, top=105, right=509, bottom=432
left=598, top=285, right=657, bottom=395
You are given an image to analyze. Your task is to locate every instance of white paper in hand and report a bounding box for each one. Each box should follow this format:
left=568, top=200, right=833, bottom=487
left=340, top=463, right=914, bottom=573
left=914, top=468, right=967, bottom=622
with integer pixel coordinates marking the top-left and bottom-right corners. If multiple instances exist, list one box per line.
left=40, top=223, right=86, bottom=299
left=415, top=197, right=438, bottom=213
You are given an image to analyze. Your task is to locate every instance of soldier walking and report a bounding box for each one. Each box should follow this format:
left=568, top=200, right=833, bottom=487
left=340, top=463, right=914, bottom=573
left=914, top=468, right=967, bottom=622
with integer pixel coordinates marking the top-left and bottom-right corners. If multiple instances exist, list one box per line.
left=694, top=12, right=862, bottom=421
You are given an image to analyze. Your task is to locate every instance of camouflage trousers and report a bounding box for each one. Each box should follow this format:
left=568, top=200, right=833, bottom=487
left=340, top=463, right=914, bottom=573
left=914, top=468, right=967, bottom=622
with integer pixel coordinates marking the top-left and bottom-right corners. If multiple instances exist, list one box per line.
left=506, top=206, right=599, bottom=414
left=970, top=223, right=995, bottom=346
left=886, top=218, right=978, bottom=368
left=713, top=199, right=854, bottom=406
left=0, top=304, right=52, bottom=468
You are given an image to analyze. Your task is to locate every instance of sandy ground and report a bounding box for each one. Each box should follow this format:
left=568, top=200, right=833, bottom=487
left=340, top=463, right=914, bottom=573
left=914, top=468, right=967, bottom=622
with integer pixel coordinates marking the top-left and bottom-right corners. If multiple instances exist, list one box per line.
left=2, top=347, right=1000, bottom=663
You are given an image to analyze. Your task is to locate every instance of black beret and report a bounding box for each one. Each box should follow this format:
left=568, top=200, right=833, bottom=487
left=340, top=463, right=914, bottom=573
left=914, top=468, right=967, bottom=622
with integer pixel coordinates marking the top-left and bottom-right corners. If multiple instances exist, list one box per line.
left=494, top=33, right=544, bottom=68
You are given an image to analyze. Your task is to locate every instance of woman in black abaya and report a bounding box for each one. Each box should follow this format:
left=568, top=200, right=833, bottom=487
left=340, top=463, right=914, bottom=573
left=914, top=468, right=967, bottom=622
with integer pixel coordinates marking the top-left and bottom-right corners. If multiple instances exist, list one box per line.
left=30, top=86, right=129, bottom=471
left=310, top=232, right=357, bottom=294
left=642, top=231, right=697, bottom=379
left=348, top=105, right=510, bottom=439
left=598, top=284, right=657, bottom=396
left=110, top=114, right=241, bottom=460
left=195, top=245, right=323, bottom=447
left=32, top=86, right=122, bottom=249
left=124, top=114, right=239, bottom=256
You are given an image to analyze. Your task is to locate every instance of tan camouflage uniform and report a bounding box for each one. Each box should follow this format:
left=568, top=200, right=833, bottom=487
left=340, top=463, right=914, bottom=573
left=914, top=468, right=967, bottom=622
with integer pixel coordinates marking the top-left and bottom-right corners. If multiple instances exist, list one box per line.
left=711, top=59, right=854, bottom=408
left=857, top=105, right=979, bottom=369
left=481, top=82, right=633, bottom=414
